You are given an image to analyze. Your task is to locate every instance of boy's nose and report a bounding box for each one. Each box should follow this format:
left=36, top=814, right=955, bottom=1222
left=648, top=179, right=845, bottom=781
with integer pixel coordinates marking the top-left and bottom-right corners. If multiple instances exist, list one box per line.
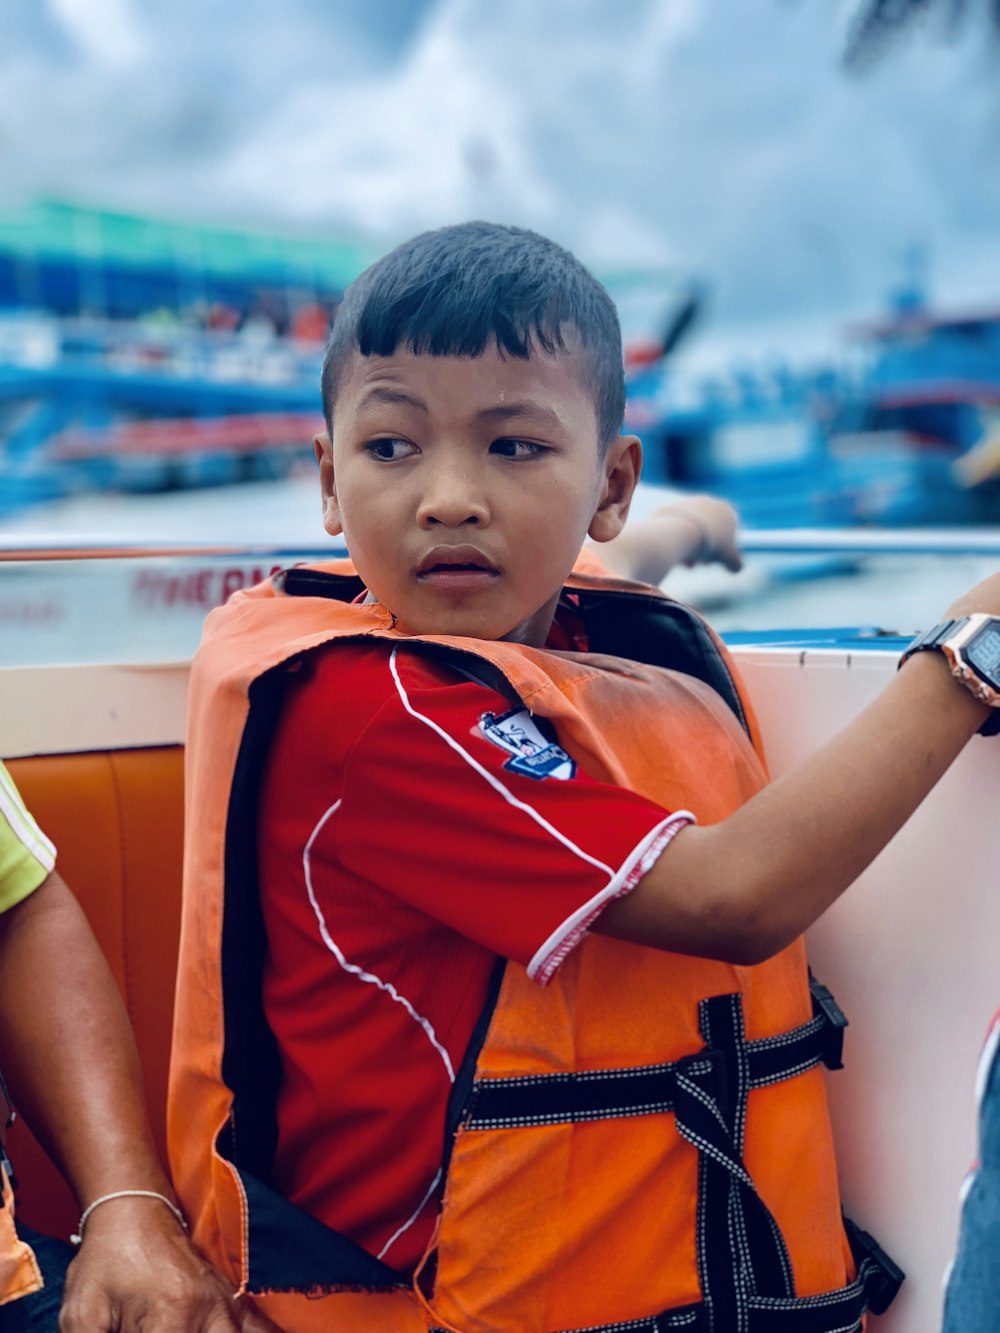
left=416, top=469, right=490, bottom=528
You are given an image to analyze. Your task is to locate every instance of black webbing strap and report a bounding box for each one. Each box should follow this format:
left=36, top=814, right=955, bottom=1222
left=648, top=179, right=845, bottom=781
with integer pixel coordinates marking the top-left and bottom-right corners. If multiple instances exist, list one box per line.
left=746, top=973, right=849, bottom=1087
left=463, top=981, right=846, bottom=1131
left=277, top=567, right=364, bottom=601
left=430, top=1302, right=708, bottom=1332
left=464, top=1050, right=725, bottom=1130
left=446, top=979, right=899, bottom=1330
left=691, top=995, right=901, bottom=1333
left=743, top=1250, right=891, bottom=1331
left=428, top=1257, right=900, bottom=1333
left=694, top=994, right=796, bottom=1328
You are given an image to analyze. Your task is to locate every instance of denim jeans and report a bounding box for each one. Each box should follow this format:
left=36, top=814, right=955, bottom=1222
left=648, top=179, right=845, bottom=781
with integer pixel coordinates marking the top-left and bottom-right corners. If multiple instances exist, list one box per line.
left=0, top=1226, right=72, bottom=1333
left=942, top=1023, right=1000, bottom=1332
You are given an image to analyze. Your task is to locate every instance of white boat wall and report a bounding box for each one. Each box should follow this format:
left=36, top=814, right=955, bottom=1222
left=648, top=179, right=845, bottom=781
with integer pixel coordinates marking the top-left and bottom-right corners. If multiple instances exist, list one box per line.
left=3, top=537, right=998, bottom=1333
left=737, top=643, right=994, bottom=1333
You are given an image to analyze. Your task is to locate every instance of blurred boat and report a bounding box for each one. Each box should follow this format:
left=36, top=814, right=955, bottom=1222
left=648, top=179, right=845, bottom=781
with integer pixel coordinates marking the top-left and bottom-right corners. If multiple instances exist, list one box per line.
left=830, top=291, right=1000, bottom=522
left=0, top=200, right=373, bottom=514
left=0, top=314, right=325, bottom=513
left=625, top=279, right=1000, bottom=528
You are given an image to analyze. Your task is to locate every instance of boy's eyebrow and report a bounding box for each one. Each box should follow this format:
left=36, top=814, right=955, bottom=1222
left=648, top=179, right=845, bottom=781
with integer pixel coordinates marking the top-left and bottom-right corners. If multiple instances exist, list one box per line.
left=357, top=385, right=429, bottom=412
left=476, top=402, right=563, bottom=429
left=356, top=389, right=564, bottom=432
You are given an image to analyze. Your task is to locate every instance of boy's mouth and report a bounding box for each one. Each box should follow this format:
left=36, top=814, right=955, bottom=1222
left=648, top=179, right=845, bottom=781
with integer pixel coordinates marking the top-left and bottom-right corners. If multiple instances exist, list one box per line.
left=416, top=545, right=501, bottom=586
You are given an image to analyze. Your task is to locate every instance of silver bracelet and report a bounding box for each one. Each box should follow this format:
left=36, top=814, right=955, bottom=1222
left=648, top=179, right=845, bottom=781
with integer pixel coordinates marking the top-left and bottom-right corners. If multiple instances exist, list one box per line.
left=70, top=1189, right=188, bottom=1245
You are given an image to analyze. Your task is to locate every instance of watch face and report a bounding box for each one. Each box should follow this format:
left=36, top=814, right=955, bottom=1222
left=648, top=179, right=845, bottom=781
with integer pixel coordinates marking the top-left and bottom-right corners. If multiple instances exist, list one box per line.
left=965, top=621, right=1000, bottom=686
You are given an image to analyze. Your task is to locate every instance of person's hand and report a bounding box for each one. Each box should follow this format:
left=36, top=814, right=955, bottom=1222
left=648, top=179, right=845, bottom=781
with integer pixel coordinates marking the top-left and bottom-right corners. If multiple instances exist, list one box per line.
left=596, top=494, right=743, bottom=587
left=58, top=1196, right=281, bottom=1332
left=651, top=496, right=743, bottom=574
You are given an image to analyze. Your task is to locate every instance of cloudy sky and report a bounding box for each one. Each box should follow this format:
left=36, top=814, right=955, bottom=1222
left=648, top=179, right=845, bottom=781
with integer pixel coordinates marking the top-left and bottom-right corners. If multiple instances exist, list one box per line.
left=3, top=0, right=1000, bottom=357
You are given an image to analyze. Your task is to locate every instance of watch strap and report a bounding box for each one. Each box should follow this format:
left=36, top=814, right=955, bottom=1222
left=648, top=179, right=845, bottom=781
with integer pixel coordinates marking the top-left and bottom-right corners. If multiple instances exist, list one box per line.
left=899, top=619, right=963, bottom=664
left=900, top=617, right=1000, bottom=735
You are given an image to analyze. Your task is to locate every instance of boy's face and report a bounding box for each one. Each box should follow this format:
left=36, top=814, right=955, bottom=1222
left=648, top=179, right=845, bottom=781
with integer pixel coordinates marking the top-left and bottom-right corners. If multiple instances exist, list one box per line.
left=315, top=342, right=640, bottom=646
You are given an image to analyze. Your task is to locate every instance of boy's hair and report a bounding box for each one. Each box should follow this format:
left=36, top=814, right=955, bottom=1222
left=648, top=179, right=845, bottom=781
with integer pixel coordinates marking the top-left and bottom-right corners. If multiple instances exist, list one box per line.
left=321, top=222, right=626, bottom=448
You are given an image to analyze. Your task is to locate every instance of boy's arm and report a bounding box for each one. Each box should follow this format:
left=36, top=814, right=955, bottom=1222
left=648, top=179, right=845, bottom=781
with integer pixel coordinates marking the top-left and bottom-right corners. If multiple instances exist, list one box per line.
left=593, top=495, right=742, bottom=585
left=597, top=579, right=998, bottom=965
left=0, top=872, right=276, bottom=1332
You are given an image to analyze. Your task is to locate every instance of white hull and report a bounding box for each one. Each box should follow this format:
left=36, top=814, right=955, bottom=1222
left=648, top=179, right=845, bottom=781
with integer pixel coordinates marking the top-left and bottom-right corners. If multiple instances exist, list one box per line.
left=3, top=639, right=988, bottom=1329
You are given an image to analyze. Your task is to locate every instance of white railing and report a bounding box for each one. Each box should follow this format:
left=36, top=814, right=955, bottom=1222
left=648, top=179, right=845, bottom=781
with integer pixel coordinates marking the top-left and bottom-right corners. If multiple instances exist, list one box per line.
left=2, top=526, right=1000, bottom=560
left=739, top=527, right=1000, bottom=557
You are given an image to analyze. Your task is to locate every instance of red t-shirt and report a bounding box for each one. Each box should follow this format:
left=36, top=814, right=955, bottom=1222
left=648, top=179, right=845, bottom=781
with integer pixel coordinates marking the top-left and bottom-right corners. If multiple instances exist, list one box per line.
left=258, top=637, right=688, bottom=1273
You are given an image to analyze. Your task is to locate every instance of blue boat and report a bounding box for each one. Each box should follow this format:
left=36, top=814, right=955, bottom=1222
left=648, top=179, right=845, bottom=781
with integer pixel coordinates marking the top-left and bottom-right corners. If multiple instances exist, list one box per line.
left=0, top=201, right=376, bottom=515
left=4, top=202, right=1000, bottom=531
left=624, top=278, right=1000, bottom=528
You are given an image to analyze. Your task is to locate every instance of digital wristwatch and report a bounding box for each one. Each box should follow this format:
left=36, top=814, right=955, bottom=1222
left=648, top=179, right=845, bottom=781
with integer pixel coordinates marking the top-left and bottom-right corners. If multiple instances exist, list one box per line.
left=899, top=614, right=1000, bottom=735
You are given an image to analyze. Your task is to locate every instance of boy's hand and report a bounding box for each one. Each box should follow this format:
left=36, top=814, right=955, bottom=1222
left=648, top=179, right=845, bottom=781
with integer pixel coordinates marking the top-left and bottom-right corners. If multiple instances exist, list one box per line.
left=595, top=495, right=742, bottom=587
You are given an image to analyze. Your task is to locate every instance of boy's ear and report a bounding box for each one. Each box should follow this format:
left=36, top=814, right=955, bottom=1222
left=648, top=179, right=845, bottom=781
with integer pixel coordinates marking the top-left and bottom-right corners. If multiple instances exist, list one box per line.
left=314, top=431, right=344, bottom=537
left=588, top=434, right=642, bottom=544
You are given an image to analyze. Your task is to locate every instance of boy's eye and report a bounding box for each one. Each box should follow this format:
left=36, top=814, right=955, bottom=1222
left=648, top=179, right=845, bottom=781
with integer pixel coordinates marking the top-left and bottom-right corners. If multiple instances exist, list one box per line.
left=364, top=438, right=417, bottom=461
left=490, top=438, right=548, bottom=460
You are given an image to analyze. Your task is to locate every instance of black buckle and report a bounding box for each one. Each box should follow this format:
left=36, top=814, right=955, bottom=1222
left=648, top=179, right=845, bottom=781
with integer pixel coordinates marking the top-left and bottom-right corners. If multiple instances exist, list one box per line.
left=809, top=972, right=848, bottom=1070
left=844, top=1217, right=905, bottom=1315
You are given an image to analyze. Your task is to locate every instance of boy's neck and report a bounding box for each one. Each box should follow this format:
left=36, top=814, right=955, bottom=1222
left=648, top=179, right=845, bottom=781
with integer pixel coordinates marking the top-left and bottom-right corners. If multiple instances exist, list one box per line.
left=360, top=590, right=561, bottom=649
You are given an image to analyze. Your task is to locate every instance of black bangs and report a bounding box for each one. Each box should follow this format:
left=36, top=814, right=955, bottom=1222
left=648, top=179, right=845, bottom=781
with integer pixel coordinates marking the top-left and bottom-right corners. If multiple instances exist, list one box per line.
left=321, top=222, right=625, bottom=447
left=354, top=271, right=571, bottom=363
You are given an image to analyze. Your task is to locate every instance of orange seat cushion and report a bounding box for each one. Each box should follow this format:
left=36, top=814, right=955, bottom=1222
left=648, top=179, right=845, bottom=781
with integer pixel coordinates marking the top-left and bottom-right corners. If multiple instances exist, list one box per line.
left=5, top=748, right=184, bottom=1239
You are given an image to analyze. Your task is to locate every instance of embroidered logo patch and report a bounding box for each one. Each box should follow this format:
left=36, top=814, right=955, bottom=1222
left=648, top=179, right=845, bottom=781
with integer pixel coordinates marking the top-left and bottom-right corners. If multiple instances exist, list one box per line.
left=478, top=708, right=576, bottom=781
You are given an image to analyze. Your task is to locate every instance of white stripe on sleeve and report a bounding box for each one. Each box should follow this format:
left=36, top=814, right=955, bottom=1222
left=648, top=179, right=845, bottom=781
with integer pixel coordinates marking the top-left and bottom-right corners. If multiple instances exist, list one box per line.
left=0, top=767, right=56, bottom=873
left=527, top=811, right=694, bottom=984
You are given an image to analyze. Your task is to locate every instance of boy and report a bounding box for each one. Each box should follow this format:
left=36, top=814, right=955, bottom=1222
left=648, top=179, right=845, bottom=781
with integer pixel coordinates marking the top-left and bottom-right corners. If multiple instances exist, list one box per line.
left=169, top=222, right=1000, bottom=1332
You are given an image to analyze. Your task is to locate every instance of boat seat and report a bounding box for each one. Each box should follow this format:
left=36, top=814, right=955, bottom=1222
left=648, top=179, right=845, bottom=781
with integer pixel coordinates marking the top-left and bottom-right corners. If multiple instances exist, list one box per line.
left=5, top=747, right=184, bottom=1242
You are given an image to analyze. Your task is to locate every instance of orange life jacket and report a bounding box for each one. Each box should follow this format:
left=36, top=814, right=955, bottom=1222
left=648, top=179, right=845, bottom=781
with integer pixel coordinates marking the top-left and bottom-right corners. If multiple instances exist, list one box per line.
left=168, top=558, right=901, bottom=1332
left=1, top=1156, right=42, bottom=1309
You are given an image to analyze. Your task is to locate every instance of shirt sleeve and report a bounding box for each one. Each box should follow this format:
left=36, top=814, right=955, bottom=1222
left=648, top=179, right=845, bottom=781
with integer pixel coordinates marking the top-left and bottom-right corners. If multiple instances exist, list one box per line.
left=0, top=763, right=56, bottom=916
left=331, top=649, right=692, bottom=985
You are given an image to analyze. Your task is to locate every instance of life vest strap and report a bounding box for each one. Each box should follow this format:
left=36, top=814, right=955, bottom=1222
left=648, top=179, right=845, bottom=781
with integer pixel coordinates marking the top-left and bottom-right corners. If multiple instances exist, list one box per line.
left=427, top=1249, right=897, bottom=1333
left=742, top=1248, right=893, bottom=1329
left=463, top=980, right=848, bottom=1131
left=746, top=974, right=848, bottom=1085
left=464, top=1049, right=725, bottom=1130
left=457, top=989, right=885, bottom=1329
left=430, top=1302, right=709, bottom=1331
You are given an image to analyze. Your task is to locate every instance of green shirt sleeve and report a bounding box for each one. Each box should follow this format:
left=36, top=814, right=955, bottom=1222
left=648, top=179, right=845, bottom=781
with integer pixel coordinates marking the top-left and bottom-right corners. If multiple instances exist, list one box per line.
left=0, top=762, right=56, bottom=915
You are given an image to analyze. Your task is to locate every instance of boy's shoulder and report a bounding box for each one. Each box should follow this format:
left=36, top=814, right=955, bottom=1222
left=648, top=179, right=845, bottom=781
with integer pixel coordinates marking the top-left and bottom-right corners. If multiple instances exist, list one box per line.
left=267, top=636, right=522, bottom=795
left=276, top=636, right=507, bottom=747
left=301, top=636, right=476, bottom=700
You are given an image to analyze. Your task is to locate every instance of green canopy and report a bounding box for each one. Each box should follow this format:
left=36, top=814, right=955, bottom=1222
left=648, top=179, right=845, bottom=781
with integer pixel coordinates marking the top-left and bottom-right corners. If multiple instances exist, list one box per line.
left=0, top=199, right=379, bottom=293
